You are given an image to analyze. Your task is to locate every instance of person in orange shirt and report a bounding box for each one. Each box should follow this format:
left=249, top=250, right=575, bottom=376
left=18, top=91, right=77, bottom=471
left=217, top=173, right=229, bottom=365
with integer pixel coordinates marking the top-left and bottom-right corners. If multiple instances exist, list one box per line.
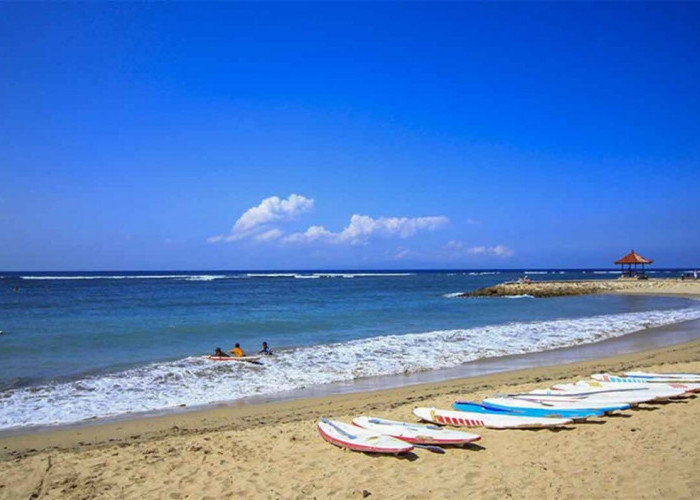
left=230, top=343, right=245, bottom=357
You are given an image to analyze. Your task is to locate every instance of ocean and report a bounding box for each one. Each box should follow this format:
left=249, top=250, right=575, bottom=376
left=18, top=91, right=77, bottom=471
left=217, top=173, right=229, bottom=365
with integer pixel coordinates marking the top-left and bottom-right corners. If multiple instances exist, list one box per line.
left=1, top=269, right=699, bottom=432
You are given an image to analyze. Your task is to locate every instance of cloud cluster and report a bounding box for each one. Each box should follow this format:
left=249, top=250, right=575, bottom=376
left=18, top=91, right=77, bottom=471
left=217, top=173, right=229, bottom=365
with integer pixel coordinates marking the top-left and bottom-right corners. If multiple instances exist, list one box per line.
left=208, top=194, right=313, bottom=243
left=284, top=215, right=450, bottom=245
left=208, top=194, right=449, bottom=246
left=446, top=240, right=514, bottom=258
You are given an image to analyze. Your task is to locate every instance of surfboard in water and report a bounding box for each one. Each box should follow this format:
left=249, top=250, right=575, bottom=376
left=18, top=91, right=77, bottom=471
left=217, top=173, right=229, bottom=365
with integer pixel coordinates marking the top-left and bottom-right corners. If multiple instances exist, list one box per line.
left=204, top=355, right=263, bottom=362
left=317, top=418, right=414, bottom=454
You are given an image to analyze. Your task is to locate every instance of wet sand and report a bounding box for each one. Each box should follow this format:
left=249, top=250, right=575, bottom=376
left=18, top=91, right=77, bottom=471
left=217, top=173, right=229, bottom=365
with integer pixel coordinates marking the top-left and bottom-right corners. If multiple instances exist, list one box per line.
left=1, top=285, right=699, bottom=499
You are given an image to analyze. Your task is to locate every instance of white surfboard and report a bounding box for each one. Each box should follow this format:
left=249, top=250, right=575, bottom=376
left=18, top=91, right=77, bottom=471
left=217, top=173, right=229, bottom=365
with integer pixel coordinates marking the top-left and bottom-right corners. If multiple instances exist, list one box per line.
left=204, top=355, right=263, bottom=362
left=591, top=373, right=700, bottom=392
left=413, top=407, right=571, bottom=430
left=317, top=419, right=414, bottom=454
left=623, top=371, right=700, bottom=382
left=483, top=396, right=628, bottom=413
left=552, top=380, right=690, bottom=400
left=352, top=416, right=481, bottom=445
left=520, top=388, right=674, bottom=405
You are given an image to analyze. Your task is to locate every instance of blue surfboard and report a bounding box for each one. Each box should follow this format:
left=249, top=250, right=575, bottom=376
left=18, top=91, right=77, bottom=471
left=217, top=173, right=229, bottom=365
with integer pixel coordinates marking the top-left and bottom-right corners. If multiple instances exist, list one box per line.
left=453, top=401, right=606, bottom=420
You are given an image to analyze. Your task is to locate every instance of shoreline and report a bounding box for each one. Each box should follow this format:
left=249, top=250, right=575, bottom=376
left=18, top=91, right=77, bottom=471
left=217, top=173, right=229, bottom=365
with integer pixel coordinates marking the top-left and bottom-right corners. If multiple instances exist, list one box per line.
left=2, top=301, right=699, bottom=441
left=1, top=289, right=699, bottom=498
left=2, top=319, right=700, bottom=458
left=1, top=286, right=699, bottom=442
left=2, top=341, right=699, bottom=499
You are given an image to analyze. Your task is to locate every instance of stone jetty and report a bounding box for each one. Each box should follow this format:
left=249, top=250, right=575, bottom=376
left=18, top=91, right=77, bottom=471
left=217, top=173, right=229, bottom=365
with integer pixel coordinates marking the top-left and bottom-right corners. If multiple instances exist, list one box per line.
left=461, top=279, right=697, bottom=298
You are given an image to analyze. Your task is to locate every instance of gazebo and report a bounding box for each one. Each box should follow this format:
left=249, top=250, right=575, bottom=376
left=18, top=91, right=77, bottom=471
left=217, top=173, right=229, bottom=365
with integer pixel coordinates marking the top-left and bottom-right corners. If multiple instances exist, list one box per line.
left=615, top=250, right=653, bottom=279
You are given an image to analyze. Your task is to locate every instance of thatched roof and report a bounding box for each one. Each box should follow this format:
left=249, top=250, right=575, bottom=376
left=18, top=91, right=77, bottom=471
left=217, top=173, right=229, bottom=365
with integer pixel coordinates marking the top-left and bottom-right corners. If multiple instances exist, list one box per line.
left=615, top=250, right=653, bottom=265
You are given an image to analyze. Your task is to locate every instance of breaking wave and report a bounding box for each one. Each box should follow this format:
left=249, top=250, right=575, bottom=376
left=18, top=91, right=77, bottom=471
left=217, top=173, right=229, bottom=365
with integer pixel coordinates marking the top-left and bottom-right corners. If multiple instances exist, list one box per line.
left=2, top=305, right=699, bottom=431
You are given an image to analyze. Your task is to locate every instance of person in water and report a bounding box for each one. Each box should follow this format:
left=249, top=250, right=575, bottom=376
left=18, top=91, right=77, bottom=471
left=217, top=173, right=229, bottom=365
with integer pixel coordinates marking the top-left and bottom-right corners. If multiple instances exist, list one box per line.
left=258, top=341, right=273, bottom=355
left=213, top=347, right=229, bottom=357
left=230, top=343, right=245, bottom=357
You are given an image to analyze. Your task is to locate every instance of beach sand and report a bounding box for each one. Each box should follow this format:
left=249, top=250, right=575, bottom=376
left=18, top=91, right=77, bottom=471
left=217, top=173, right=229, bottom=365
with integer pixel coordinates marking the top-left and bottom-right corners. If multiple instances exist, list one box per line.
left=1, top=285, right=699, bottom=499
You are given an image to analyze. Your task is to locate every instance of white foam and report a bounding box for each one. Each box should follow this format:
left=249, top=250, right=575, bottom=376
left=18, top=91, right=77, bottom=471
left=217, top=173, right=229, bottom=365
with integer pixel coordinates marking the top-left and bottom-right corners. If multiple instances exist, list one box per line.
left=314, top=273, right=413, bottom=278
left=20, top=274, right=229, bottom=281
left=443, top=292, right=464, bottom=298
left=19, top=273, right=414, bottom=281
left=2, top=306, right=700, bottom=431
left=502, top=294, right=535, bottom=299
left=245, top=273, right=315, bottom=279
left=245, top=273, right=413, bottom=279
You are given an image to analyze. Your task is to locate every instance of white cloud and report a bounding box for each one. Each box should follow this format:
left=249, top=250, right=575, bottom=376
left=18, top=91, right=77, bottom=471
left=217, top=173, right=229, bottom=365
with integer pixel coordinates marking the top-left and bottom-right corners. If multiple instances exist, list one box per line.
left=284, top=215, right=450, bottom=245
left=446, top=241, right=515, bottom=259
left=233, top=194, right=313, bottom=234
left=392, top=247, right=412, bottom=260
left=209, top=194, right=449, bottom=247
left=465, top=218, right=480, bottom=225
left=491, top=244, right=515, bottom=257
left=466, top=244, right=514, bottom=257
left=466, top=245, right=487, bottom=255
left=209, top=194, right=313, bottom=243
left=254, top=229, right=283, bottom=242
left=283, top=225, right=334, bottom=244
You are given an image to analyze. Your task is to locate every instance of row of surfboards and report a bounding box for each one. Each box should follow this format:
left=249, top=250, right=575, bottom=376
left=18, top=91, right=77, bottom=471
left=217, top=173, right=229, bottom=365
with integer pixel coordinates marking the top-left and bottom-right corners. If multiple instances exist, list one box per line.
left=317, top=371, right=700, bottom=454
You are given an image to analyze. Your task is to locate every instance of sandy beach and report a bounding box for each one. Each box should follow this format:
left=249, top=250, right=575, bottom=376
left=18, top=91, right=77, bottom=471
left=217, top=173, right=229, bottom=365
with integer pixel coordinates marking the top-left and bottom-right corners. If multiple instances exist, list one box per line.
left=1, top=282, right=699, bottom=499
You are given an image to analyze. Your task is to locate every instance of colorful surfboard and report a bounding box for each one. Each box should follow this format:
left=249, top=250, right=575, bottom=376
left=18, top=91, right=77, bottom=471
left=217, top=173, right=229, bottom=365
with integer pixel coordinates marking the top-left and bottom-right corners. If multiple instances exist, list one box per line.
left=317, top=418, right=414, bottom=454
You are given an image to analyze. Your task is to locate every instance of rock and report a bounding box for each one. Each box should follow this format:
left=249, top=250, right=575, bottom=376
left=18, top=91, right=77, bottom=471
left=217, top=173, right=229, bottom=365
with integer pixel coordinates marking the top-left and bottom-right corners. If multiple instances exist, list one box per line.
left=353, top=490, right=371, bottom=498
left=463, top=280, right=607, bottom=298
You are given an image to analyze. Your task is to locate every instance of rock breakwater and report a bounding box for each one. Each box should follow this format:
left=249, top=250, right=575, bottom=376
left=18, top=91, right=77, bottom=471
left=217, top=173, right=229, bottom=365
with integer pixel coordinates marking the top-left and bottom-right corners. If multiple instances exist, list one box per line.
left=462, top=279, right=699, bottom=298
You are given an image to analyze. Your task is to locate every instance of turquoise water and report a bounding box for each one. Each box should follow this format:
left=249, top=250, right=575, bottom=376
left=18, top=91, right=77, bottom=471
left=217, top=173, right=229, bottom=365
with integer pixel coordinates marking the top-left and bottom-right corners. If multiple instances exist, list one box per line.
left=0, top=269, right=698, bottom=430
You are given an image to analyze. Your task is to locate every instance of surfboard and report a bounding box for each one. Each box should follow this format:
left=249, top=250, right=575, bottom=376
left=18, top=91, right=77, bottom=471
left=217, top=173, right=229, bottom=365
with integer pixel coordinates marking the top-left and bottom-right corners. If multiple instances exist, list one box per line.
left=552, top=380, right=690, bottom=400
left=413, top=407, right=572, bottom=429
left=480, top=397, right=628, bottom=417
left=623, top=371, right=700, bottom=382
left=453, top=400, right=605, bottom=420
left=591, top=374, right=700, bottom=392
left=317, top=418, right=414, bottom=454
left=204, top=355, right=263, bottom=362
left=352, top=416, right=481, bottom=445
left=516, top=388, right=671, bottom=405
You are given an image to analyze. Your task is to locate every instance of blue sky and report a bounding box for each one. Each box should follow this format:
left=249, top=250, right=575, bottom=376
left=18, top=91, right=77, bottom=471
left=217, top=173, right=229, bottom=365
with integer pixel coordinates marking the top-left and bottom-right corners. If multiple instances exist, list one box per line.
left=1, top=3, right=698, bottom=270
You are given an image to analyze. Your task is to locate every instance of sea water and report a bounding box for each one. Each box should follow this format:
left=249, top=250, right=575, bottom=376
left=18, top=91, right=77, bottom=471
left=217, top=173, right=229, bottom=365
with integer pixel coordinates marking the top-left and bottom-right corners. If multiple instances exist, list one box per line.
left=0, top=269, right=698, bottom=431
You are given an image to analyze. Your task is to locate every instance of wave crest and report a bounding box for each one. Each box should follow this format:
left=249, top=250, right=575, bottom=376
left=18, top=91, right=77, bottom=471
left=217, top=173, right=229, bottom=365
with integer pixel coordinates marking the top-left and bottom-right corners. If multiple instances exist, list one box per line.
left=2, top=305, right=699, bottom=431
